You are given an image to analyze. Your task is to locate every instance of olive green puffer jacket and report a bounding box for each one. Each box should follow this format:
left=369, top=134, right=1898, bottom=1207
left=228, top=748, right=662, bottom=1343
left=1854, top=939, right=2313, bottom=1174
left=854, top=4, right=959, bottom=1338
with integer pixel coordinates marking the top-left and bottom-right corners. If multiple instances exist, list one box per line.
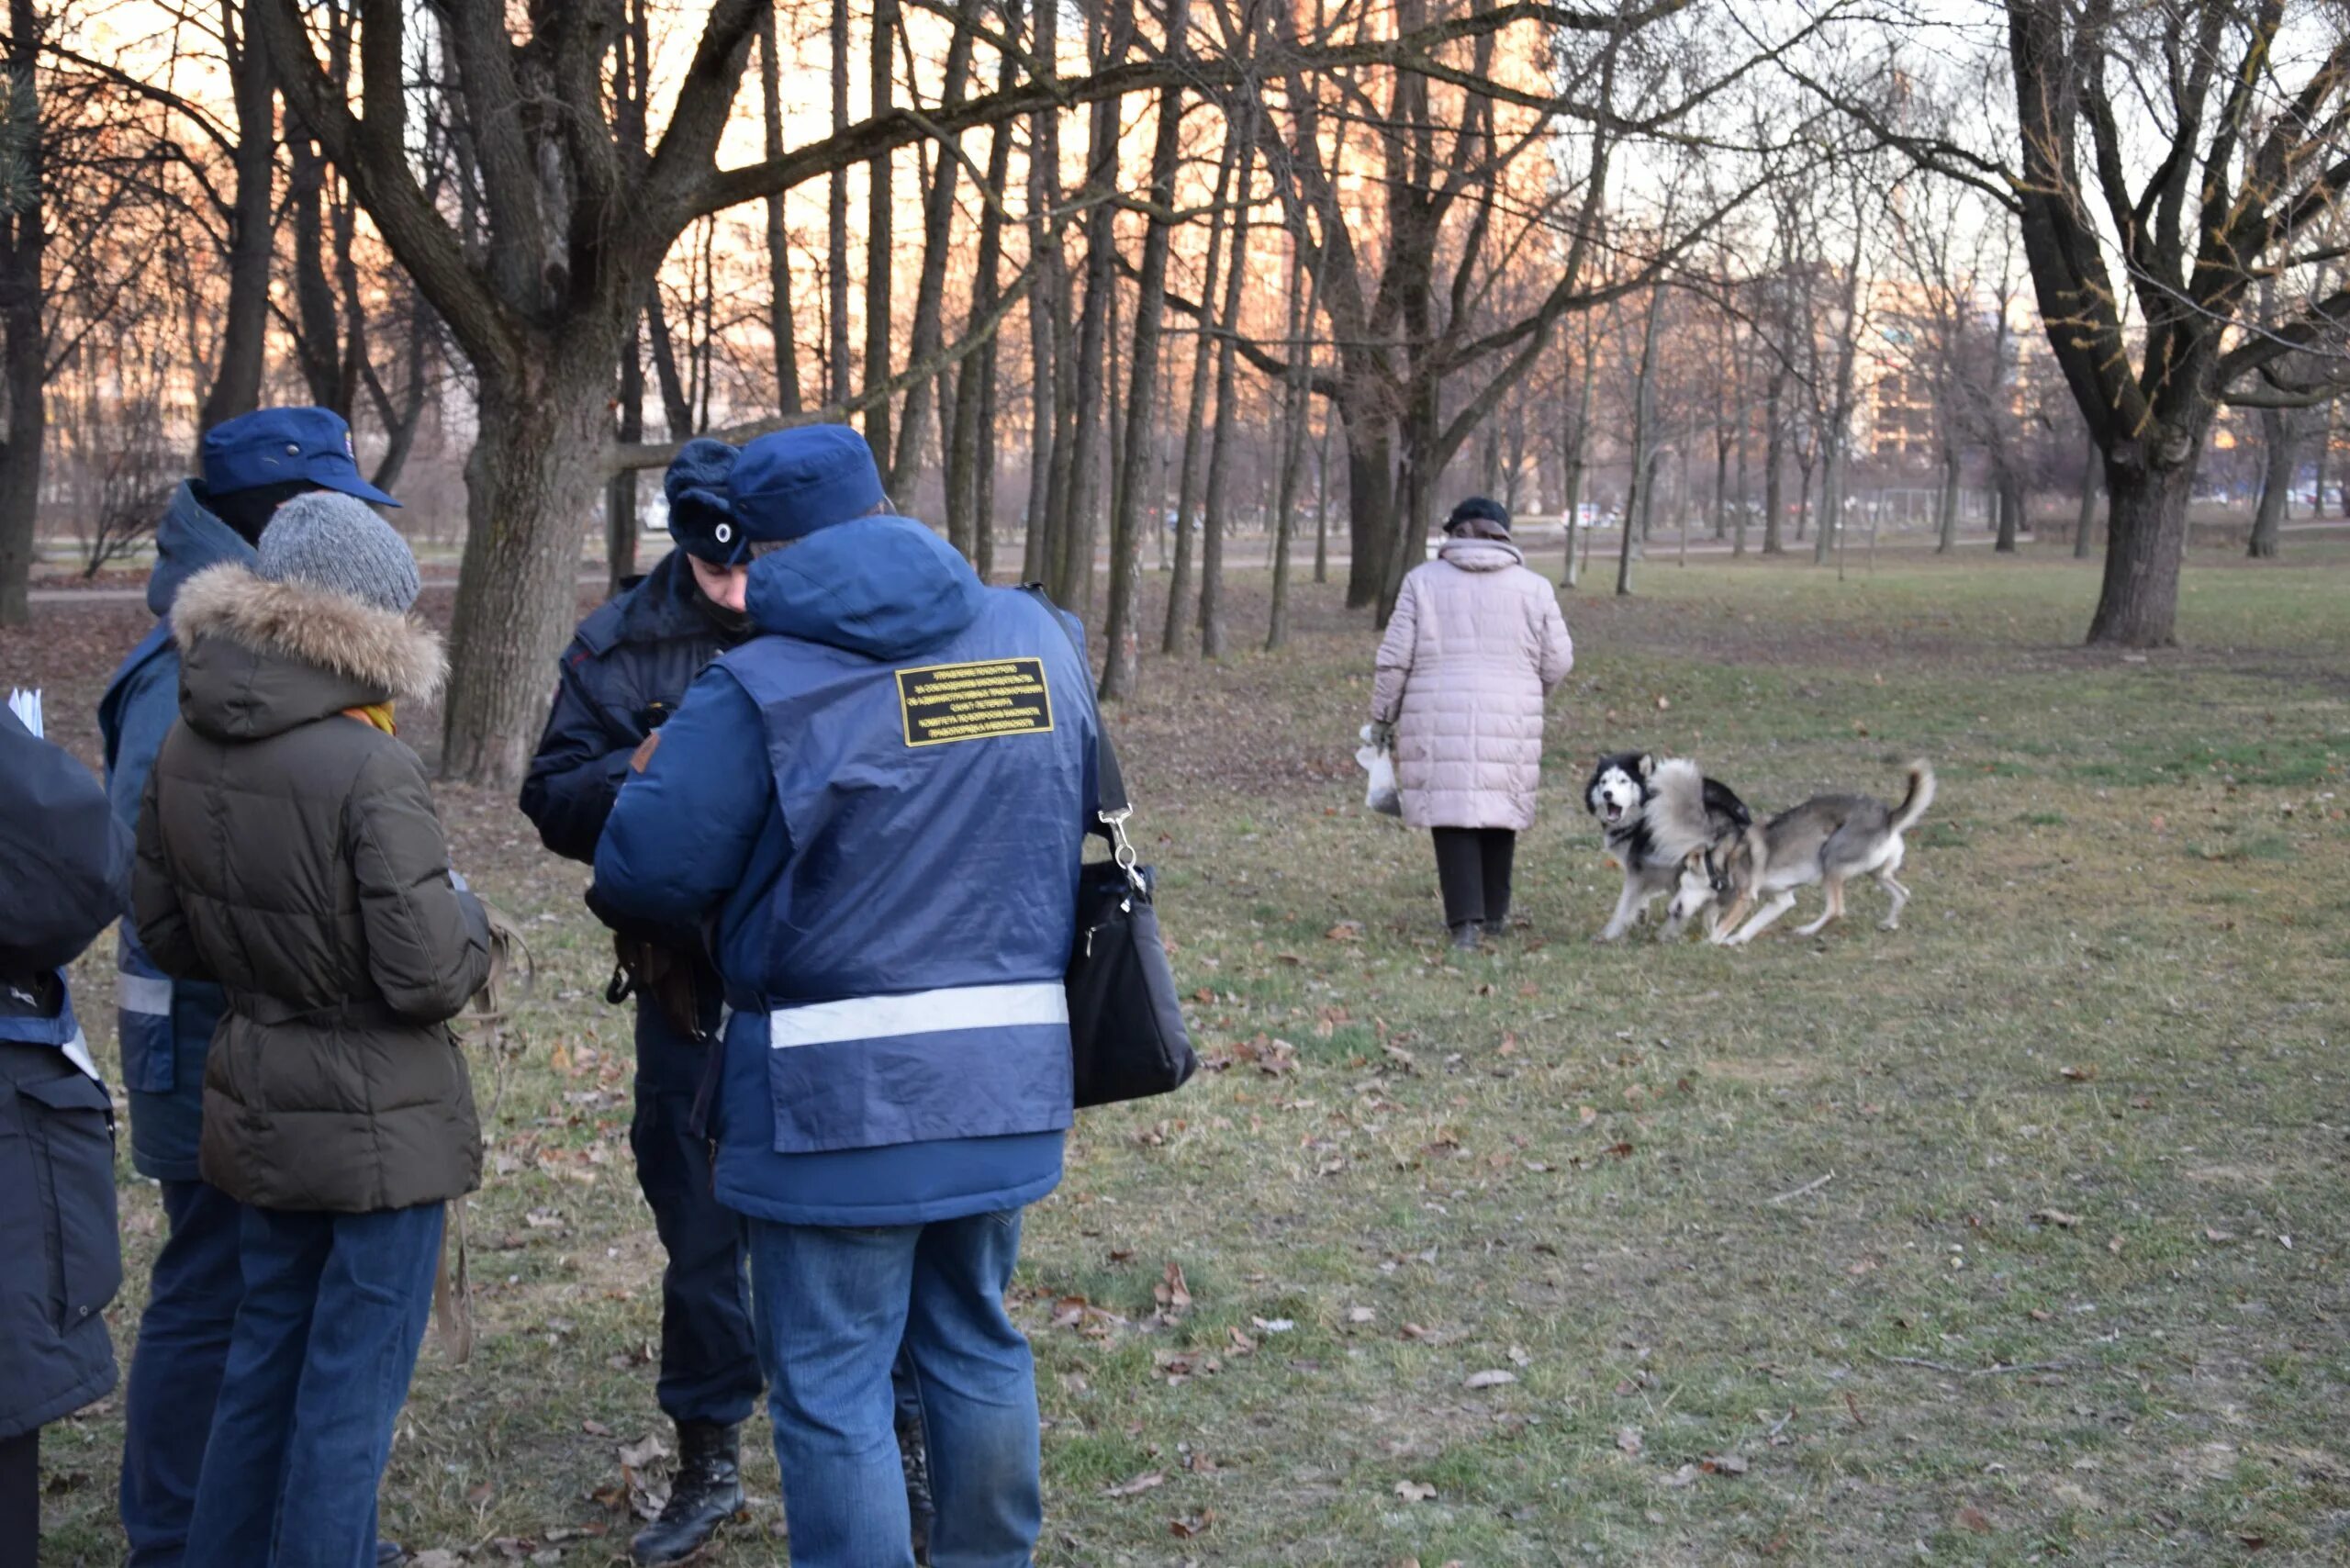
left=132, top=564, right=490, bottom=1214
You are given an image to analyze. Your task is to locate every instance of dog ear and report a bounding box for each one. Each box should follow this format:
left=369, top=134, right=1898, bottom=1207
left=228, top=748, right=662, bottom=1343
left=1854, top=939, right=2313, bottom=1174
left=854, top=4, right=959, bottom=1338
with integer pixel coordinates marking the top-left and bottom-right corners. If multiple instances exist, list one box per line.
left=1637, top=754, right=1658, bottom=779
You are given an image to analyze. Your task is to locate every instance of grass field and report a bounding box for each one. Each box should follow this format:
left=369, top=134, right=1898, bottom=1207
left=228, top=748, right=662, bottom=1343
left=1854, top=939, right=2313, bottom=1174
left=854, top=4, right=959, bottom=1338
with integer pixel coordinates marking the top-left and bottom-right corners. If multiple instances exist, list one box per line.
left=10, top=538, right=2348, bottom=1565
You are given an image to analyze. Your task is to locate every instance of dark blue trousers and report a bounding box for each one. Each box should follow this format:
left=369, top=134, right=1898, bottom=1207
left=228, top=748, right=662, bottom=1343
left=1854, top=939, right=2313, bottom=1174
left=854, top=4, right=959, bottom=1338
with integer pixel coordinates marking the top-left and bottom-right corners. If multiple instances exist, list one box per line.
left=632, top=1010, right=763, bottom=1428
left=181, top=1202, right=442, bottom=1568
left=121, top=1179, right=241, bottom=1567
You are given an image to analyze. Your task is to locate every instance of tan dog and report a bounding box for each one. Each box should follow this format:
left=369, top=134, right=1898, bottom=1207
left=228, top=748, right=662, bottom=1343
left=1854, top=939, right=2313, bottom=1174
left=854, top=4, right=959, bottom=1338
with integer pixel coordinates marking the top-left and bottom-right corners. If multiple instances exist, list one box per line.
left=1670, top=763, right=1935, bottom=945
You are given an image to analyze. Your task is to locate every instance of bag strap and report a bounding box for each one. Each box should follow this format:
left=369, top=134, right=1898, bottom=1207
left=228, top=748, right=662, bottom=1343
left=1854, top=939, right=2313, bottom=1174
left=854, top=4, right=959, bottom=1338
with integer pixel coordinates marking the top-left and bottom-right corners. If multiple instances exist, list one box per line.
left=1021, top=586, right=1146, bottom=890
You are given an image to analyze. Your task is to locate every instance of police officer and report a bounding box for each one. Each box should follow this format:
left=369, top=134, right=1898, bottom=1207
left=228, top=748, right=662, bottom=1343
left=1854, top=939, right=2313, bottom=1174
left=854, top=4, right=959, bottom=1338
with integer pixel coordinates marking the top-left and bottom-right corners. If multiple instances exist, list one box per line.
left=519, top=438, right=767, bottom=1565
left=1, top=698, right=130, bottom=1563
left=96, top=406, right=403, bottom=1568
left=589, top=426, right=1099, bottom=1568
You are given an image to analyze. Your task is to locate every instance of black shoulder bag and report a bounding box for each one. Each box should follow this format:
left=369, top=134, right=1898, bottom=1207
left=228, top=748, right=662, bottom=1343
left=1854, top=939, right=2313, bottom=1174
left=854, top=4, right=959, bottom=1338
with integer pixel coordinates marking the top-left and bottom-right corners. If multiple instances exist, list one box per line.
left=1024, top=588, right=1198, bottom=1108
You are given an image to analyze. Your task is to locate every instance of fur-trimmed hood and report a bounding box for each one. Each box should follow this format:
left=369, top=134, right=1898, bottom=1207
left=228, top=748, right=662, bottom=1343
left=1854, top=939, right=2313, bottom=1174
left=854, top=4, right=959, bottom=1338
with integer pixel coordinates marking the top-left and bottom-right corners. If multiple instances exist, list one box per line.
left=170, top=563, right=443, bottom=741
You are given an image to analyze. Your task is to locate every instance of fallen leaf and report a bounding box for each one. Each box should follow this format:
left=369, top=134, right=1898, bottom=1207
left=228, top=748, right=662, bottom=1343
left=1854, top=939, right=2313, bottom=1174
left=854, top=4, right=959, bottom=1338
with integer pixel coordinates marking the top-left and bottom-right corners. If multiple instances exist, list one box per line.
left=1104, top=1471, right=1165, bottom=1498
left=1617, top=1427, right=1645, bottom=1455
left=1661, top=1463, right=1699, bottom=1487
left=1347, top=1305, right=1376, bottom=1324
left=1703, top=1452, right=1750, bottom=1476
left=409, top=1554, right=464, bottom=1568
left=2058, top=1064, right=2098, bottom=1081
left=2031, top=1208, right=2081, bottom=1228
left=1955, top=1505, right=1993, bottom=1534
left=1169, top=1508, right=1214, bottom=1537
left=2204, top=1227, right=2236, bottom=1243
left=1464, top=1369, right=1518, bottom=1390
left=1325, top=921, right=1365, bottom=942
left=1251, top=1316, right=1295, bottom=1334
left=1393, top=1479, right=1438, bottom=1503
left=1158, top=1260, right=1192, bottom=1316
left=581, top=1418, right=611, bottom=1437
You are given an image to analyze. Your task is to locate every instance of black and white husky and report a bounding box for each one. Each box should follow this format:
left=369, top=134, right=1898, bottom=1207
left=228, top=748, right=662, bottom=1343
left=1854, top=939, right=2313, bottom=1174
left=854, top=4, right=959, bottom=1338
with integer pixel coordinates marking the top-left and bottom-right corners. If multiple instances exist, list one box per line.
left=1583, top=752, right=1752, bottom=941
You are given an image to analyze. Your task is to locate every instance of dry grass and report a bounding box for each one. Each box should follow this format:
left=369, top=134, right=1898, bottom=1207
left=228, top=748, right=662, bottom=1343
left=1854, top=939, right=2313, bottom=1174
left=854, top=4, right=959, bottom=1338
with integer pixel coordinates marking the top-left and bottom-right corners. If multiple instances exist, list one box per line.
left=14, top=538, right=2349, bottom=1565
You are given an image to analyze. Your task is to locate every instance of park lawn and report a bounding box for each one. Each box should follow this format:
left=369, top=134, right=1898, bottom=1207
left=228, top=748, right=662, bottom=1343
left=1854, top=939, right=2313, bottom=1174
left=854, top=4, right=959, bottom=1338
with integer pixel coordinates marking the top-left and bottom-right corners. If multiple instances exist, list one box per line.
left=17, top=540, right=2349, bottom=1565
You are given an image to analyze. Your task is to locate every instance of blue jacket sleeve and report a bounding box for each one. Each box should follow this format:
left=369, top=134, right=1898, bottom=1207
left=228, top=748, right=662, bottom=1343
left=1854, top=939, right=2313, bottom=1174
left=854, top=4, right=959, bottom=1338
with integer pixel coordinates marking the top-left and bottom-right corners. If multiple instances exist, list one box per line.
left=1, top=705, right=131, bottom=975
left=590, top=666, right=771, bottom=931
left=519, top=646, right=639, bottom=865
left=106, top=651, right=178, bottom=831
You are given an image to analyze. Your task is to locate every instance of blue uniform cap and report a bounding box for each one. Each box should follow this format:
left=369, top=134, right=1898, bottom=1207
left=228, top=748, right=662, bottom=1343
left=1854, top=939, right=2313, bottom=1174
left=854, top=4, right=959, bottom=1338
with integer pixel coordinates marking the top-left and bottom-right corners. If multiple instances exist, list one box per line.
left=662, top=438, right=744, bottom=564
left=200, top=407, right=399, bottom=508
left=727, top=426, right=886, bottom=557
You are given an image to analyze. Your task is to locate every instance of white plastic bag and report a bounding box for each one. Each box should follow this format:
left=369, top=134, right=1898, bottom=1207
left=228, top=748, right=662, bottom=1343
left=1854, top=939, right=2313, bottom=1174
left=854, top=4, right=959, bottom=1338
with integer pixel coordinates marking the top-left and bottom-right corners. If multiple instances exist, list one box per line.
left=1356, top=723, right=1402, bottom=817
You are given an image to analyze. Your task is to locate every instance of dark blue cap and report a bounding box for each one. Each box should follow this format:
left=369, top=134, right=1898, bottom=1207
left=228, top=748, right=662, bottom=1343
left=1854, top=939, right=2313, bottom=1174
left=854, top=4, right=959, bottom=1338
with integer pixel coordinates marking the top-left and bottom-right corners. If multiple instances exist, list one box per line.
left=730, top=426, right=885, bottom=551
left=662, top=438, right=743, bottom=564
left=200, top=407, right=399, bottom=508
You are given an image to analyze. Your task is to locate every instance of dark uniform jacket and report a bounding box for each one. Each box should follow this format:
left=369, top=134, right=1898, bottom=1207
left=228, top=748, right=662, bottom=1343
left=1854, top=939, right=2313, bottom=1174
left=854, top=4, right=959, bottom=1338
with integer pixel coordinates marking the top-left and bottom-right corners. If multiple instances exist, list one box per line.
left=133, top=565, right=492, bottom=1214
left=1, top=704, right=131, bottom=1439
left=520, top=550, right=738, bottom=1081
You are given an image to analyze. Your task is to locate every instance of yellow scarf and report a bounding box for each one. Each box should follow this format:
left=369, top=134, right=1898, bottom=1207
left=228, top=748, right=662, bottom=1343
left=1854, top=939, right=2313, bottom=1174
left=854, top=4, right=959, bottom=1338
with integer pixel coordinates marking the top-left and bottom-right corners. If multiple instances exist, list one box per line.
left=341, top=702, right=397, bottom=735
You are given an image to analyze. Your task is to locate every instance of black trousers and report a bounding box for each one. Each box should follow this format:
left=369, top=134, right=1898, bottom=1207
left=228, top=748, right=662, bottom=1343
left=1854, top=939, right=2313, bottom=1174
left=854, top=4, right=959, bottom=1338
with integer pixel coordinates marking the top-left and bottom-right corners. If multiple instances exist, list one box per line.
left=1431, top=827, right=1516, bottom=928
left=1, top=1428, right=35, bottom=1565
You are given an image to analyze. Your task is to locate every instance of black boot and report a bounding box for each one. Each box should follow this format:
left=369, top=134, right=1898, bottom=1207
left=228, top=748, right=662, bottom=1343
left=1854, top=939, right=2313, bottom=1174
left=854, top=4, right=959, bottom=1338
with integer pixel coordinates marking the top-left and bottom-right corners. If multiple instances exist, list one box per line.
left=630, top=1421, right=744, bottom=1565
left=899, top=1405, right=934, bottom=1564
left=375, top=1545, right=405, bottom=1567
left=1449, top=920, right=1483, bottom=950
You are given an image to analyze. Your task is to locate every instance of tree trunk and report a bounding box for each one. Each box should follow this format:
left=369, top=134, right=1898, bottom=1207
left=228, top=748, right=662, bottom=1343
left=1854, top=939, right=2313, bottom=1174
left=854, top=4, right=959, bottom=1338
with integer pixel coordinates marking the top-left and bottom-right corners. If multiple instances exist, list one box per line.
left=946, top=62, right=1013, bottom=563
left=442, top=367, right=617, bottom=784
left=1312, top=415, right=1332, bottom=585
left=1994, top=469, right=2022, bottom=554
left=1198, top=174, right=1257, bottom=659
left=1617, top=281, right=1664, bottom=596
left=1731, top=341, right=1751, bottom=557
left=1761, top=369, right=1785, bottom=554
left=1812, top=438, right=1841, bottom=565
left=0, top=0, right=44, bottom=627
left=1937, top=447, right=1961, bottom=554
left=1266, top=224, right=1318, bottom=653
left=887, top=5, right=977, bottom=501
left=196, top=2, right=277, bottom=435
left=758, top=2, right=800, bottom=412
left=1053, top=2, right=1133, bottom=611
left=828, top=0, right=851, bottom=403
left=606, top=322, right=644, bottom=596
left=1561, top=335, right=1595, bottom=585
left=1022, top=0, right=1060, bottom=586
left=2086, top=455, right=2194, bottom=646
left=863, top=0, right=897, bottom=474
left=1163, top=138, right=1245, bottom=652
left=2249, top=405, right=2289, bottom=559
left=1100, top=22, right=1187, bottom=700
left=2073, top=438, right=2098, bottom=558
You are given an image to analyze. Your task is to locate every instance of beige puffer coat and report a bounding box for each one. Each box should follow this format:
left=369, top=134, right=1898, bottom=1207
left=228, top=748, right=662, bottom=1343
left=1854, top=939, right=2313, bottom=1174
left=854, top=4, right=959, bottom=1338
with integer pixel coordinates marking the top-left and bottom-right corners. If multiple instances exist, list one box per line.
left=1369, top=537, right=1573, bottom=831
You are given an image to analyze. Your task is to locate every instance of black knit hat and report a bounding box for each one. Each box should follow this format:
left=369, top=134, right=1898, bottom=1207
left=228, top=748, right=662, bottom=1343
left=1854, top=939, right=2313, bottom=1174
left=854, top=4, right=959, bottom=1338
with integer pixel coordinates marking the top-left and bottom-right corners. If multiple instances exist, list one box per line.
left=1446, top=495, right=1511, bottom=534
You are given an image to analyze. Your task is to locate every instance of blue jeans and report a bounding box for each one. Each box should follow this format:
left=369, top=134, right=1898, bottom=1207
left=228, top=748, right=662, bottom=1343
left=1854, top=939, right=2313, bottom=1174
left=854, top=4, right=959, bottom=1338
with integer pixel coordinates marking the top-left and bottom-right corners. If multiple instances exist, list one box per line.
left=121, top=1179, right=242, bottom=1567
left=181, top=1203, right=443, bottom=1568
left=748, top=1210, right=1040, bottom=1568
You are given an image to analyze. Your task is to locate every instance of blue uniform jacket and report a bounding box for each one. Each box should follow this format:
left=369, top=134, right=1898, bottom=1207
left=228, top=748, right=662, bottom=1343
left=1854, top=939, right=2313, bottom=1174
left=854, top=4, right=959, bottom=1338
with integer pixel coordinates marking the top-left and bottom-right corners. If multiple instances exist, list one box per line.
left=591, top=517, right=1099, bottom=1226
left=95, top=483, right=252, bottom=1181
left=520, top=551, right=738, bottom=1091
left=2, top=703, right=128, bottom=1439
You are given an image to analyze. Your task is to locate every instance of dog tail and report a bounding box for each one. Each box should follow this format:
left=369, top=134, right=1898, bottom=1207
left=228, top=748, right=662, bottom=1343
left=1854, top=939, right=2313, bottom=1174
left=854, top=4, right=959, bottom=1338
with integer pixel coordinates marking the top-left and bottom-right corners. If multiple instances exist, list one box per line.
left=1887, top=761, right=1935, bottom=834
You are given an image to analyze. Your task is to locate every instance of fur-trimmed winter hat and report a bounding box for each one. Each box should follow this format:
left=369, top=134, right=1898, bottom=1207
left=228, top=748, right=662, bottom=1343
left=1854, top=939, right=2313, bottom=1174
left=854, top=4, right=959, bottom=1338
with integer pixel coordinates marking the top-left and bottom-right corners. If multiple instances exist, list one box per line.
left=662, top=437, right=743, bottom=564
left=256, top=491, right=421, bottom=615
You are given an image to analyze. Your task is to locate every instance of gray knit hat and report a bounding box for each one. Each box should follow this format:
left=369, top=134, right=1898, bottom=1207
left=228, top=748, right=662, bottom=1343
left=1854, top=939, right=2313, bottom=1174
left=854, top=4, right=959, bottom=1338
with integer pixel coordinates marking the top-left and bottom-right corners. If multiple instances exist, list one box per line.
left=255, top=491, right=420, bottom=614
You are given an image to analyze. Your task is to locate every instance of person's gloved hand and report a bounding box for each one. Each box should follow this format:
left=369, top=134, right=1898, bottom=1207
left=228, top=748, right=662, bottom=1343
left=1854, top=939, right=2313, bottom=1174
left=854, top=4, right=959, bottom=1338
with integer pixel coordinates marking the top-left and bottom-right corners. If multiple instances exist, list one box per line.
left=1364, top=720, right=1395, bottom=752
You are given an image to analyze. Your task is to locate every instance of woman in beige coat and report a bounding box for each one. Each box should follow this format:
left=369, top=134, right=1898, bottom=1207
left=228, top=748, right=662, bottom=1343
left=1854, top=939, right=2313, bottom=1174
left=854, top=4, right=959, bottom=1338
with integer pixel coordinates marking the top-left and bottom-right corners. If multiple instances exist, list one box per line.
left=1370, top=497, right=1574, bottom=947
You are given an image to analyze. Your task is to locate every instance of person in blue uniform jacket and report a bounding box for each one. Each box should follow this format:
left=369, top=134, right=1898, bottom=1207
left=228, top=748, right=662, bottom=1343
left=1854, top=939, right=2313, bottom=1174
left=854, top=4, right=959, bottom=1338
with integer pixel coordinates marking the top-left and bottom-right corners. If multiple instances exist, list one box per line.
left=518, top=439, right=771, bottom=1565
left=95, top=406, right=405, bottom=1567
left=589, top=425, right=1099, bottom=1568
left=0, top=700, right=130, bottom=1564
